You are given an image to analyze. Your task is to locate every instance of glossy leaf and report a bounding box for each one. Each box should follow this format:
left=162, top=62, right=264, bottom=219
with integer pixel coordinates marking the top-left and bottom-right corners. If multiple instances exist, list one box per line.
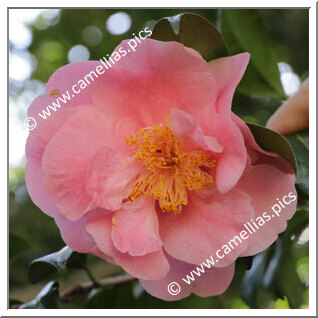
left=28, top=246, right=86, bottom=284
left=287, top=131, right=309, bottom=198
left=248, top=123, right=297, bottom=173
left=263, top=209, right=308, bottom=309
left=241, top=206, right=308, bottom=308
left=222, top=9, right=285, bottom=98
left=151, top=13, right=228, bottom=61
left=241, top=250, right=271, bottom=307
left=275, top=297, right=290, bottom=309
left=19, top=281, right=62, bottom=309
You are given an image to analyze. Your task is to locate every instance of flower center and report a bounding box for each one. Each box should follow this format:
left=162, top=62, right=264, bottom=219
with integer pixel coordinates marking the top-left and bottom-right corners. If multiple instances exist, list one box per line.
left=124, top=124, right=216, bottom=214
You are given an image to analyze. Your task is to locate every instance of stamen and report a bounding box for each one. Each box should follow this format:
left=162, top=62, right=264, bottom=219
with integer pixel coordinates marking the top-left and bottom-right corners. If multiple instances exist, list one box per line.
left=125, top=124, right=216, bottom=214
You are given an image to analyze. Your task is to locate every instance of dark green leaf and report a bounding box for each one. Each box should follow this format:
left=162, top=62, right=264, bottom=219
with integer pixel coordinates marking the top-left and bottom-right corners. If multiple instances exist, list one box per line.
left=247, top=123, right=297, bottom=173
left=241, top=207, right=308, bottom=308
left=222, top=9, right=285, bottom=98
left=263, top=236, right=306, bottom=308
left=28, top=246, right=86, bottom=284
left=85, top=284, right=137, bottom=309
left=241, top=250, right=272, bottom=307
left=287, top=131, right=309, bottom=198
left=9, top=233, right=32, bottom=262
left=283, top=202, right=309, bottom=239
left=152, top=13, right=228, bottom=61
left=19, top=281, right=62, bottom=309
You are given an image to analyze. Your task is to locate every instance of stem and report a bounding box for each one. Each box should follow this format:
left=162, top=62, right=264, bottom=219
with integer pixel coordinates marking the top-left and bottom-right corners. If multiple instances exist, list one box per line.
left=60, top=273, right=135, bottom=301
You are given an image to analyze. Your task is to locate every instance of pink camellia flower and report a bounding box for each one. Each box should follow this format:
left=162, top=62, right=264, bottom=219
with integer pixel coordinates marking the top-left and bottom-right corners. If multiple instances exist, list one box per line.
left=26, top=39, right=297, bottom=300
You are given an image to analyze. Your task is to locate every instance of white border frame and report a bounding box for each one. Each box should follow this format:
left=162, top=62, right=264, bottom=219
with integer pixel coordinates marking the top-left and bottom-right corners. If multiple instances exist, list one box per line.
left=2, top=0, right=316, bottom=316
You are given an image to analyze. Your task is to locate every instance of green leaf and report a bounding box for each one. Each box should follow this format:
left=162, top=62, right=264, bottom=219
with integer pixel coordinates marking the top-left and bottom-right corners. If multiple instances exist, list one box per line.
left=222, top=9, right=285, bottom=98
left=19, top=281, right=62, bottom=309
left=151, top=13, right=228, bottom=61
left=231, top=298, right=250, bottom=309
left=84, top=281, right=218, bottom=309
left=241, top=250, right=271, bottom=307
left=85, top=284, right=138, bottom=309
left=247, top=123, right=297, bottom=173
left=275, top=297, right=290, bottom=309
left=287, top=131, right=309, bottom=198
left=9, top=233, right=32, bottom=262
left=28, top=246, right=86, bottom=284
left=241, top=206, right=308, bottom=309
left=264, top=236, right=306, bottom=308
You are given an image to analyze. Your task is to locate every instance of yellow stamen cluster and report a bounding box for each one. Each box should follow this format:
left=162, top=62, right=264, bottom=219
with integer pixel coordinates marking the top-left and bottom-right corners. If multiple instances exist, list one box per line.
left=125, top=124, right=216, bottom=214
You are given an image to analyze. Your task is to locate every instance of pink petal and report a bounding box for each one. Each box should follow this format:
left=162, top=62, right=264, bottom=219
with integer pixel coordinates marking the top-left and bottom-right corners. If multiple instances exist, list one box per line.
left=87, top=147, right=142, bottom=211
left=159, top=189, right=254, bottom=268
left=25, top=96, right=82, bottom=218
left=91, top=39, right=217, bottom=132
left=54, top=209, right=107, bottom=254
left=205, top=54, right=250, bottom=192
left=232, top=114, right=280, bottom=162
left=26, top=101, right=110, bottom=254
left=233, top=113, right=296, bottom=174
left=42, top=107, right=117, bottom=221
left=208, top=53, right=250, bottom=115
left=114, top=249, right=170, bottom=281
left=86, top=212, right=116, bottom=256
left=139, top=256, right=193, bottom=301
left=26, top=60, right=106, bottom=218
left=26, top=157, right=60, bottom=218
left=140, top=255, right=235, bottom=301
left=237, top=164, right=297, bottom=256
left=111, top=197, right=162, bottom=256
left=46, top=61, right=103, bottom=107
left=86, top=212, right=169, bottom=280
left=210, top=112, right=247, bottom=193
left=167, top=108, right=247, bottom=194
left=168, top=108, right=223, bottom=153
left=192, top=262, right=235, bottom=297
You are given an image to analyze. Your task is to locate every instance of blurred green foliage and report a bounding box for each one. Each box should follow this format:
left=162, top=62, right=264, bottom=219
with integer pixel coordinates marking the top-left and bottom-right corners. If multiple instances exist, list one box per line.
left=9, top=8, right=309, bottom=309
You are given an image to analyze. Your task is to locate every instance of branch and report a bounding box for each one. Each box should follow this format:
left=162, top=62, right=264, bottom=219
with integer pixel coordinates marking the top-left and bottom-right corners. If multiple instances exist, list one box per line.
left=60, top=273, right=136, bottom=301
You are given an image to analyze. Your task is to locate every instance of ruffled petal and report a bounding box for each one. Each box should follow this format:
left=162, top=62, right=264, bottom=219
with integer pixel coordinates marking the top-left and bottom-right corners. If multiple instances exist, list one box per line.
left=193, top=262, right=235, bottom=297
left=159, top=189, right=254, bottom=267
left=86, top=212, right=169, bottom=280
left=232, top=114, right=279, bottom=162
left=87, top=147, right=143, bottom=211
left=237, top=164, right=297, bottom=256
left=209, top=112, right=247, bottom=193
left=54, top=209, right=108, bottom=254
left=168, top=107, right=223, bottom=153
left=111, top=197, right=162, bottom=256
left=208, top=53, right=250, bottom=115
left=85, top=211, right=116, bottom=256
left=140, top=255, right=235, bottom=301
left=46, top=61, right=103, bottom=107
left=115, top=249, right=170, bottom=281
left=206, top=54, right=250, bottom=192
left=42, top=107, right=119, bottom=221
left=91, top=39, right=217, bottom=132
left=25, top=96, right=82, bottom=218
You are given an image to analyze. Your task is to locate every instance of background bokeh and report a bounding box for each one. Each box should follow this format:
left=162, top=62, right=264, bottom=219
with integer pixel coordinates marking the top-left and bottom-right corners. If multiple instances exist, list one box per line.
left=9, top=9, right=309, bottom=309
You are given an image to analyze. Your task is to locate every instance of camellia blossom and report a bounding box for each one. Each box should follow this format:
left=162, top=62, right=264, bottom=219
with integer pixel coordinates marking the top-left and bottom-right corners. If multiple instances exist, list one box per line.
left=26, top=39, right=297, bottom=300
